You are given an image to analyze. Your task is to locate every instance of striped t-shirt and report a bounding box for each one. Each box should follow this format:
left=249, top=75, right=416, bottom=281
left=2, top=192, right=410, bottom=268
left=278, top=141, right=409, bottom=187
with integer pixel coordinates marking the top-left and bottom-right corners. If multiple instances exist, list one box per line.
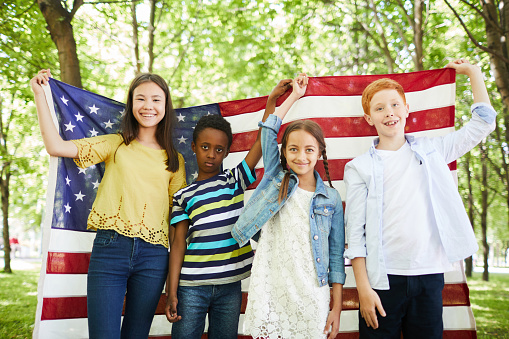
left=170, top=159, right=256, bottom=286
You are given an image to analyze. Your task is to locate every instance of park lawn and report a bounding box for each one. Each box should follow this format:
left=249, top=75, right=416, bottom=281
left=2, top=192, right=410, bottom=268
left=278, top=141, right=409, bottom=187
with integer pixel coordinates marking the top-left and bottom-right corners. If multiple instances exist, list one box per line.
left=0, top=264, right=508, bottom=338
left=468, top=272, right=509, bottom=338
left=0, top=266, right=40, bottom=339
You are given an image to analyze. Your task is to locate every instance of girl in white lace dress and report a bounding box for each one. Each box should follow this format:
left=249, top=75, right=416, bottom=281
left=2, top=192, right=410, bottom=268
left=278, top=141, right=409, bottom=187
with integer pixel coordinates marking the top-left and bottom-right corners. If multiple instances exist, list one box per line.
left=232, top=74, right=346, bottom=339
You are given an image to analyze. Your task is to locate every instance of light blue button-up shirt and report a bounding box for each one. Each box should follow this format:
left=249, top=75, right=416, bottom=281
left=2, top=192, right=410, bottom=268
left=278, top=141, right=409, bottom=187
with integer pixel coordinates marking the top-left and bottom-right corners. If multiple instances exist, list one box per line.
left=344, top=103, right=496, bottom=290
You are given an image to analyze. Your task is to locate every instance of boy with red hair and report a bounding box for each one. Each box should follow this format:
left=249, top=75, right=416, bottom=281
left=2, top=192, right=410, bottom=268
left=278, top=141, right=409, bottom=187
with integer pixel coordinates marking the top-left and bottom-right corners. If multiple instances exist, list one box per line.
left=344, top=59, right=496, bottom=338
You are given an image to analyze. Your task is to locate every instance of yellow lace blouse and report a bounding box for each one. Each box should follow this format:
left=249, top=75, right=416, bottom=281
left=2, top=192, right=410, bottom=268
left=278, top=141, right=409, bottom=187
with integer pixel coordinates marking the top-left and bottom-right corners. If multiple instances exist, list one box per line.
left=71, top=134, right=186, bottom=247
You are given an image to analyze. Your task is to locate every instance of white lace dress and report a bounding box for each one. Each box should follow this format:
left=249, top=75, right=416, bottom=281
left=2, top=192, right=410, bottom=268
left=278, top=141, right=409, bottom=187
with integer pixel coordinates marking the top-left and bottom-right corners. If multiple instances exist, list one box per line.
left=244, top=187, right=330, bottom=339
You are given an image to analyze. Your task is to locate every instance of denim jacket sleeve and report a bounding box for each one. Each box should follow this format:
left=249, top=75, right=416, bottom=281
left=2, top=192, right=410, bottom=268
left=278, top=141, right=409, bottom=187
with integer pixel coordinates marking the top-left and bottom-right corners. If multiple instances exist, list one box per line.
left=259, top=115, right=283, bottom=177
left=328, top=189, right=347, bottom=285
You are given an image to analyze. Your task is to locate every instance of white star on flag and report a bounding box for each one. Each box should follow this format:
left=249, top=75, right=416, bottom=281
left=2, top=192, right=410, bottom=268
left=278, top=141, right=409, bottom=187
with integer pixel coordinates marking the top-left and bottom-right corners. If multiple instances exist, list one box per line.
left=178, top=136, right=187, bottom=144
left=65, top=176, right=71, bottom=186
left=60, top=96, right=69, bottom=106
left=104, top=120, right=114, bottom=129
left=90, top=128, right=99, bottom=137
left=92, top=180, right=100, bottom=189
left=74, top=191, right=85, bottom=201
left=177, top=113, right=185, bottom=122
left=75, top=112, right=84, bottom=122
left=78, top=168, right=87, bottom=174
left=192, top=172, right=198, bottom=179
left=64, top=121, right=75, bottom=132
left=64, top=203, right=71, bottom=213
left=89, top=105, right=99, bottom=114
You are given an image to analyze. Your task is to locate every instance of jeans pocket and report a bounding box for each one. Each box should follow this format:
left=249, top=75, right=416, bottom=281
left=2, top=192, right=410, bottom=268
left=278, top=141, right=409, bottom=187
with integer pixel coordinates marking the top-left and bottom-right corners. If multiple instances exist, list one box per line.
left=93, top=229, right=118, bottom=247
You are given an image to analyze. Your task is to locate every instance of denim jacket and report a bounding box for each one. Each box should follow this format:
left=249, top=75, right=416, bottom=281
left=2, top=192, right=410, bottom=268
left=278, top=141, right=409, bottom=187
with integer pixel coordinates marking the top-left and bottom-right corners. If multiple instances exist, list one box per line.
left=232, top=114, right=346, bottom=287
left=344, top=103, right=497, bottom=290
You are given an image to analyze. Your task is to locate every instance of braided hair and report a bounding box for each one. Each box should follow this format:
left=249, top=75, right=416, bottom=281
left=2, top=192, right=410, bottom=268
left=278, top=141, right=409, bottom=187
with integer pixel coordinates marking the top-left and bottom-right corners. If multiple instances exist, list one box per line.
left=278, top=120, right=333, bottom=203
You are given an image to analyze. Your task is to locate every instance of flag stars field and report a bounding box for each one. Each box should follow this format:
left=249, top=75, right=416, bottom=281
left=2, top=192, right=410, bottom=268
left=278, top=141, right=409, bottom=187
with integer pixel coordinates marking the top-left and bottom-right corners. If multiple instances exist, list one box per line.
left=74, top=191, right=85, bottom=201
left=103, top=120, right=114, bottom=129
left=75, top=112, right=84, bottom=122
left=88, top=104, right=99, bottom=114
left=60, top=96, right=68, bottom=105
left=64, top=121, right=75, bottom=132
left=64, top=203, right=71, bottom=213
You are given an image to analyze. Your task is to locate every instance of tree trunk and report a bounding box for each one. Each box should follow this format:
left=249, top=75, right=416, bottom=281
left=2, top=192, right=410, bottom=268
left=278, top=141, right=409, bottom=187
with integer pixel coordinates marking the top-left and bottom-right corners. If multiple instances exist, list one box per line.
left=1, top=163, right=10, bottom=273
left=132, top=0, right=141, bottom=75
left=37, top=0, right=83, bottom=88
left=463, top=152, right=474, bottom=277
left=480, top=141, right=489, bottom=281
left=412, top=0, right=424, bottom=71
left=148, top=0, right=157, bottom=73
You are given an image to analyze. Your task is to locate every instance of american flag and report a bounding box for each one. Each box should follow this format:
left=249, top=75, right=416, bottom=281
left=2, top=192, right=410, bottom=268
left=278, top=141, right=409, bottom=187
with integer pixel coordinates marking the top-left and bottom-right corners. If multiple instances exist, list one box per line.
left=33, top=69, right=477, bottom=338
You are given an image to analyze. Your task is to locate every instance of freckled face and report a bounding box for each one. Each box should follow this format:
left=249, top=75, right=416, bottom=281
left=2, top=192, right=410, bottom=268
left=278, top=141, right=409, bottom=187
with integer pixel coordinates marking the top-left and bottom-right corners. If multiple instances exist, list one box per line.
left=132, top=81, right=166, bottom=131
left=192, top=127, right=229, bottom=181
left=364, top=89, right=409, bottom=140
left=284, top=130, right=320, bottom=181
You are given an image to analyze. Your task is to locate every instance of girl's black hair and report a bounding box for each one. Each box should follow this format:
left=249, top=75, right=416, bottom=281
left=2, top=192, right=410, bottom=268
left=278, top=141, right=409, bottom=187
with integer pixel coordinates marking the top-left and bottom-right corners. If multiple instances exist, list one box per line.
left=193, top=114, right=233, bottom=150
left=120, top=73, right=180, bottom=172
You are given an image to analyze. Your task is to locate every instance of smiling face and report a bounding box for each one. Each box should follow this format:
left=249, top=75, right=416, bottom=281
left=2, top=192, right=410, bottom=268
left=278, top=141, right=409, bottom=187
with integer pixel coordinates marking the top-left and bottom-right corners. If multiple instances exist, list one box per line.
left=192, top=127, right=229, bottom=181
left=364, top=88, right=409, bottom=146
left=283, top=129, right=321, bottom=182
left=132, top=81, right=166, bottom=132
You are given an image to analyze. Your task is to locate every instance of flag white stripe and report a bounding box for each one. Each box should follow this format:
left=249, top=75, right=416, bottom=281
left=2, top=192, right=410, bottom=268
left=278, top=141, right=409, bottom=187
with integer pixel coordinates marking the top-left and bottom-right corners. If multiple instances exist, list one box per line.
left=225, top=84, right=456, bottom=133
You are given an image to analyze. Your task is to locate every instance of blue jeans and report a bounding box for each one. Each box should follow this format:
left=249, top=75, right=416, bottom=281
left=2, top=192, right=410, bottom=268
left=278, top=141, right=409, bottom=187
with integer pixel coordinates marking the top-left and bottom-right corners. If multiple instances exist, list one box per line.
left=87, top=229, right=168, bottom=339
left=359, top=273, right=445, bottom=339
left=170, top=281, right=242, bottom=339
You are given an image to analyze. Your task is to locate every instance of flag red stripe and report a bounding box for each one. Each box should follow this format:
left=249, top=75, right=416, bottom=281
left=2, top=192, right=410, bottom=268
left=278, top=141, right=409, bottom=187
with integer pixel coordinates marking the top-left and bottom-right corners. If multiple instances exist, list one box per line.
left=229, top=106, right=455, bottom=153
left=46, top=252, right=91, bottom=274
left=219, top=69, right=455, bottom=117
left=40, top=283, right=471, bottom=320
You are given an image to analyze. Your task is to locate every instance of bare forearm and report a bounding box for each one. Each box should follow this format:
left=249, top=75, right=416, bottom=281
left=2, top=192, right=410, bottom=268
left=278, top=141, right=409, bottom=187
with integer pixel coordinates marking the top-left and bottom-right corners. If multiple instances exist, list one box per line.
left=34, top=86, right=78, bottom=158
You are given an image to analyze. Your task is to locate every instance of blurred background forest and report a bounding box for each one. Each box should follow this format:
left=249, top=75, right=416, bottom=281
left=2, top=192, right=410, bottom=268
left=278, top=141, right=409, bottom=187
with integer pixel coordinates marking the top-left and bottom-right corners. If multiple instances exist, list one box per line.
left=1, top=0, right=509, bottom=281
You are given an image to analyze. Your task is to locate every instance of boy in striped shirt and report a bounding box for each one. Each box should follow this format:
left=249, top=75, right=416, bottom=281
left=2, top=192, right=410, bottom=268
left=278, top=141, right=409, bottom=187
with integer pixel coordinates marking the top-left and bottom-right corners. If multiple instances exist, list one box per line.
left=166, top=80, right=291, bottom=339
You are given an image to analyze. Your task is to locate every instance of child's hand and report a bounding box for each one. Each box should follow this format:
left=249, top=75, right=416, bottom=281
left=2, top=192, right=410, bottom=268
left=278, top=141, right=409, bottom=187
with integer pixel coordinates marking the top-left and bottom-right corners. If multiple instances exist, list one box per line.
left=268, top=79, right=292, bottom=102
left=358, top=287, right=386, bottom=329
left=291, top=73, right=308, bottom=99
left=30, top=69, right=52, bottom=95
left=445, top=58, right=481, bottom=77
left=324, top=307, right=341, bottom=339
left=164, top=295, right=181, bottom=323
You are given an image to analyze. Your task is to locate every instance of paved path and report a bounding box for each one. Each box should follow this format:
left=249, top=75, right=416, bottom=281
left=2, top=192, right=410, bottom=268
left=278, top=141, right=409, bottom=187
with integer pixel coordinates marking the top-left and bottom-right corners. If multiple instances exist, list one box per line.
left=0, top=257, right=42, bottom=271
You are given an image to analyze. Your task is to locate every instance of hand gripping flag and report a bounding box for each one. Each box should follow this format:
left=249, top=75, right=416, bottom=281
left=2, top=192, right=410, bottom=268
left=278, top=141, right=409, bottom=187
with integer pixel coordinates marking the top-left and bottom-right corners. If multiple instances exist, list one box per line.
left=33, top=69, right=477, bottom=338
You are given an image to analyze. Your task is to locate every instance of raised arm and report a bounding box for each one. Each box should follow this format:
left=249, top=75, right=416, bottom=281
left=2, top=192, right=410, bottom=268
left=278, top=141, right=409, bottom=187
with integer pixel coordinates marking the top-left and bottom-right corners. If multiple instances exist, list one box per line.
left=244, top=79, right=292, bottom=170
left=273, top=73, right=308, bottom=120
left=30, top=69, right=78, bottom=158
left=445, top=59, right=490, bottom=104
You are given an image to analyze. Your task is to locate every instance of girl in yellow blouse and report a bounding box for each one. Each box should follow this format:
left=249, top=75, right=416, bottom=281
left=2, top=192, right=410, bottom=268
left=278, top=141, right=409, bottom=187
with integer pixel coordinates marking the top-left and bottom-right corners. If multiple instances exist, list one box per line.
left=31, top=69, right=186, bottom=339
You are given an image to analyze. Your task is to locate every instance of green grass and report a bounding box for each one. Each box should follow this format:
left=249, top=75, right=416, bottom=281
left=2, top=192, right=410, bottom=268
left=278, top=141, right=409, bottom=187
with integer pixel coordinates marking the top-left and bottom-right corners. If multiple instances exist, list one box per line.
left=468, top=272, right=509, bottom=338
left=0, top=262, right=508, bottom=338
left=0, top=265, right=40, bottom=339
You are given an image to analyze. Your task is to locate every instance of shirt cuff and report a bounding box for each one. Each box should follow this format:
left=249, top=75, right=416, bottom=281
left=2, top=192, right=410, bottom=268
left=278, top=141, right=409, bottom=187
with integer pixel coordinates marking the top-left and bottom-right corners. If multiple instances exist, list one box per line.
left=329, top=271, right=346, bottom=285
left=344, top=247, right=367, bottom=260
left=258, top=114, right=282, bottom=132
left=471, top=102, right=497, bottom=124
